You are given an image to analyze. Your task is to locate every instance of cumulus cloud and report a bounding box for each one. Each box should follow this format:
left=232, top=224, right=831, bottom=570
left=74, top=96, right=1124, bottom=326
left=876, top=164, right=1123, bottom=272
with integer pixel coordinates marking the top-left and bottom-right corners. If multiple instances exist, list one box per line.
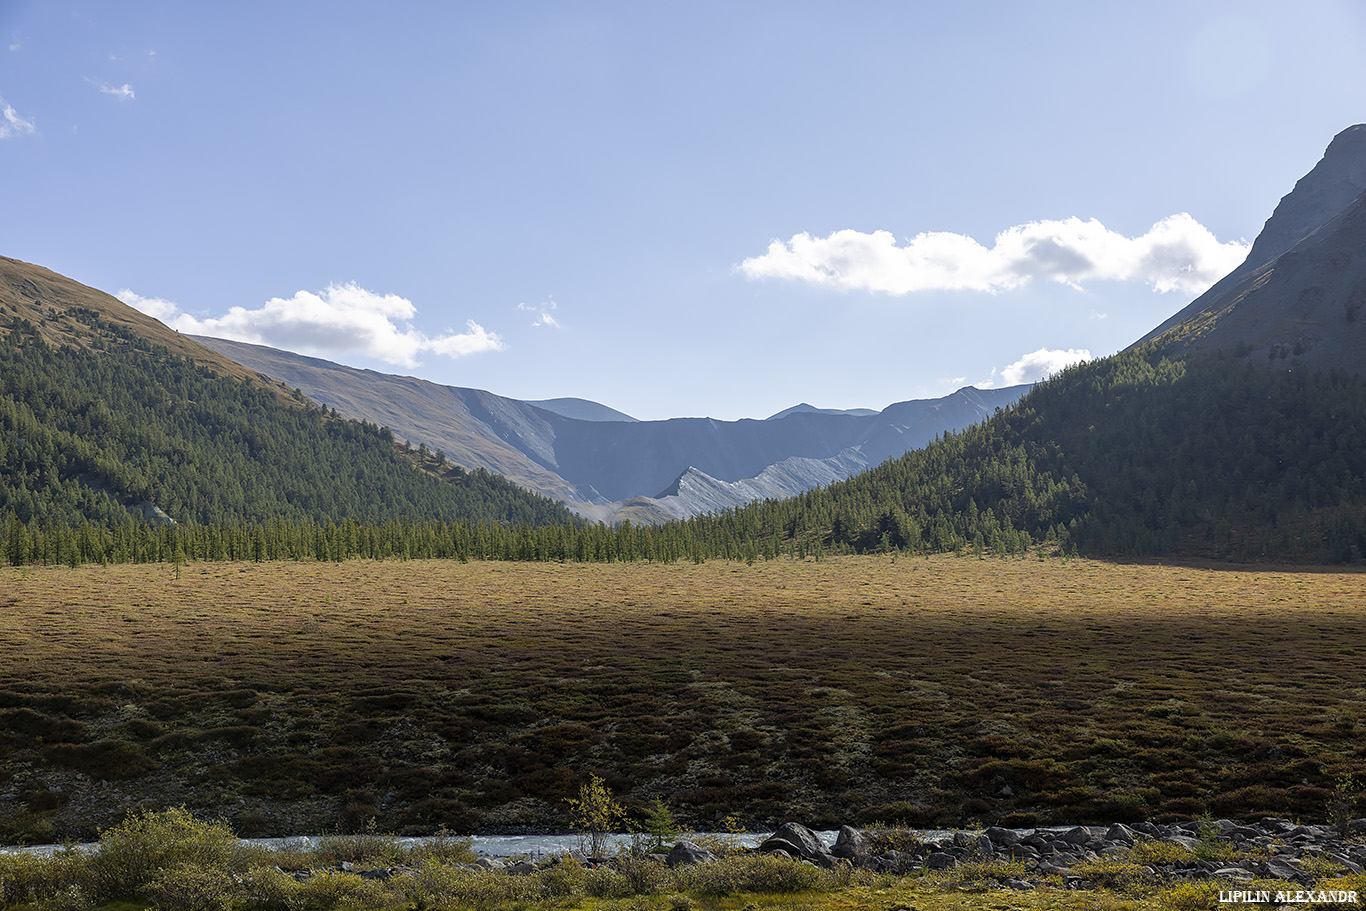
left=0, top=97, right=35, bottom=138
left=116, top=283, right=505, bottom=367
left=86, top=78, right=135, bottom=100
left=517, top=298, right=560, bottom=328
left=985, top=347, right=1091, bottom=387
left=740, top=214, right=1248, bottom=297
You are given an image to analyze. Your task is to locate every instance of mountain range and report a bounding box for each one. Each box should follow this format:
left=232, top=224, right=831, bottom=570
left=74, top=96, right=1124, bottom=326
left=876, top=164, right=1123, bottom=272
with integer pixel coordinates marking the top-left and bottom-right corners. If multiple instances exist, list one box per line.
left=192, top=335, right=1029, bottom=522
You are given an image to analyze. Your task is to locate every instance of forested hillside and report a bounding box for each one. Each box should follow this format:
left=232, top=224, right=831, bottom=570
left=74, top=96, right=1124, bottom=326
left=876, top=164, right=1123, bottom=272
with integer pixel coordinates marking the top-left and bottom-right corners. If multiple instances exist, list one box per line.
left=690, top=347, right=1366, bottom=564
left=0, top=311, right=573, bottom=531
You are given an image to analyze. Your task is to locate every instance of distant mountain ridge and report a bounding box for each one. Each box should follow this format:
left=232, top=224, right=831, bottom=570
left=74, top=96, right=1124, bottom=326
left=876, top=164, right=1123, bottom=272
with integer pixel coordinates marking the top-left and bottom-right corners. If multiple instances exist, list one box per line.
left=194, top=335, right=1028, bottom=521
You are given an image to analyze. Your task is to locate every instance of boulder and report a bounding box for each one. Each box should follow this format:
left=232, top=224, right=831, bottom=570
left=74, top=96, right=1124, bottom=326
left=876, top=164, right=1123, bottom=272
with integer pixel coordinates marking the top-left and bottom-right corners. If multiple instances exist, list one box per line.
left=666, top=840, right=716, bottom=867
left=925, top=852, right=958, bottom=870
left=984, top=826, right=1020, bottom=847
left=831, top=825, right=866, bottom=860
left=760, top=822, right=836, bottom=868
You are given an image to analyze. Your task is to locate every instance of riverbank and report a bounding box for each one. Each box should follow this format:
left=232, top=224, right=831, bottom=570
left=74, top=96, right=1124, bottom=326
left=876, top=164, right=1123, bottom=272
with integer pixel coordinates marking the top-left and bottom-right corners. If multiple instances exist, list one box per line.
left=4, top=810, right=1366, bottom=910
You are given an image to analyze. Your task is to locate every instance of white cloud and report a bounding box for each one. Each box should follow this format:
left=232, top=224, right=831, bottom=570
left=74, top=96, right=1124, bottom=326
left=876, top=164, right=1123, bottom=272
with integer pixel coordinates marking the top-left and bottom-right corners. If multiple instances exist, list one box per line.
left=116, top=283, right=505, bottom=367
left=0, top=97, right=35, bottom=138
left=517, top=298, right=561, bottom=328
left=985, top=347, right=1091, bottom=387
left=740, top=214, right=1249, bottom=297
left=86, top=78, right=135, bottom=100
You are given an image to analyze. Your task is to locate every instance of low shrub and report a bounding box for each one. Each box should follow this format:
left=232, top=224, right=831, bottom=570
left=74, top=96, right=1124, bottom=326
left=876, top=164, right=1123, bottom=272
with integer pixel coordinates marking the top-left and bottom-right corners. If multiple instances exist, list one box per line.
left=615, top=852, right=668, bottom=894
left=88, top=807, right=267, bottom=900
left=285, top=869, right=391, bottom=911
left=672, top=854, right=832, bottom=895
left=1070, top=854, right=1153, bottom=893
left=144, top=862, right=235, bottom=911
left=1128, top=839, right=1198, bottom=866
left=927, top=856, right=1026, bottom=889
left=0, top=849, right=96, bottom=904
left=1159, top=879, right=1223, bottom=910
left=395, top=862, right=538, bottom=909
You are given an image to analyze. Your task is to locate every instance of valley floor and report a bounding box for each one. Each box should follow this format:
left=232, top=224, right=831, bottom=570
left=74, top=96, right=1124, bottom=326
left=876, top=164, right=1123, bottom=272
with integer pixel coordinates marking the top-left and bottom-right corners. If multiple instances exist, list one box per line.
left=0, top=555, right=1363, bottom=843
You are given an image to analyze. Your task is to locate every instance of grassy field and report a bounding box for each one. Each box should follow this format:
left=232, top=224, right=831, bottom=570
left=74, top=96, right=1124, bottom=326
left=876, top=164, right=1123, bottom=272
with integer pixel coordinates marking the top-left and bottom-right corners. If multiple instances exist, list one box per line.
left=1, top=555, right=1363, bottom=842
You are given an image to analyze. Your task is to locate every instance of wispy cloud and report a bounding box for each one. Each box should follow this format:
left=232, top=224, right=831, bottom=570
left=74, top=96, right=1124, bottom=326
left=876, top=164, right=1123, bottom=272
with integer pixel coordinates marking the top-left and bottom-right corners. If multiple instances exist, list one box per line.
left=0, top=96, right=35, bottom=138
left=86, top=77, right=135, bottom=101
left=517, top=297, right=561, bottom=328
left=741, top=214, right=1249, bottom=297
left=984, top=347, right=1091, bottom=388
left=117, top=283, right=505, bottom=367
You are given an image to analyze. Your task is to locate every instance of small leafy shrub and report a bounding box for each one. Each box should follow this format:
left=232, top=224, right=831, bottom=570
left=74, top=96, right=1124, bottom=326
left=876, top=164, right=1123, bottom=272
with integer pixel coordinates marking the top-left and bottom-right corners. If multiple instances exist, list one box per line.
left=614, top=852, right=667, bottom=894
left=566, top=774, right=629, bottom=857
left=284, top=870, right=390, bottom=911
left=534, top=857, right=586, bottom=897
left=1315, top=873, right=1366, bottom=909
left=1299, top=853, right=1349, bottom=881
left=928, top=857, right=1026, bottom=890
left=406, top=828, right=477, bottom=865
left=0, top=850, right=94, bottom=904
left=1329, top=774, right=1359, bottom=838
left=673, top=854, right=830, bottom=895
left=686, top=815, right=751, bottom=858
left=583, top=864, right=633, bottom=898
left=89, top=807, right=265, bottom=900
left=864, top=825, right=922, bottom=855
left=397, top=862, right=536, bottom=909
left=1159, top=880, right=1222, bottom=910
left=144, top=862, right=235, bottom=911
left=1070, top=854, right=1153, bottom=893
left=314, top=819, right=403, bottom=867
left=234, top=866, right=300, bottom=911
left=1128, top=839, right=1198, bottom=866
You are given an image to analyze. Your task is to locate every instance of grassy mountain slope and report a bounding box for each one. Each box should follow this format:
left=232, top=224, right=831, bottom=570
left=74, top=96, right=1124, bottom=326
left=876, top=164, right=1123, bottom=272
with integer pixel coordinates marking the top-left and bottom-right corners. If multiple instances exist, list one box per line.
left=0, top=258, right=574, bottom=529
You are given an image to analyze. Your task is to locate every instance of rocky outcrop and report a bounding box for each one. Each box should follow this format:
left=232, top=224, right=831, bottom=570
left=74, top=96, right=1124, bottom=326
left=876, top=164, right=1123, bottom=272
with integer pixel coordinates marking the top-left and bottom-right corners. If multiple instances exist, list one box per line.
left=1137, top=124, right=1366, bottom=375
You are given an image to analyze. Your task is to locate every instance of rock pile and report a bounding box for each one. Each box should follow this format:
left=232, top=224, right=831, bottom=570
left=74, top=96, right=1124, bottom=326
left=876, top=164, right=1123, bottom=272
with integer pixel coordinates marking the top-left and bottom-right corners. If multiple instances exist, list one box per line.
left=280, top=817, right=1366, bottom=892
left=750, top=818, right=1366, bottom=890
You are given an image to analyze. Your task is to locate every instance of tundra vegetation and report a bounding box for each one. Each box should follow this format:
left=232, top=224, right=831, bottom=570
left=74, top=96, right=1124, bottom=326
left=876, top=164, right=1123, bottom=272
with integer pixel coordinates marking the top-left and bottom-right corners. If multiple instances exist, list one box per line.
left=0, top=557, right=1362, bottom=847
left=2, top=806, right=1366, bottom=911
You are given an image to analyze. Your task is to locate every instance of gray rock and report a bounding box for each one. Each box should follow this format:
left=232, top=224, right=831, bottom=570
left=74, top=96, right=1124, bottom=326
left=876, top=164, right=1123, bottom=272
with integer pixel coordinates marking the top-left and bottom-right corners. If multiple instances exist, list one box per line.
left=984, top=826, right=1020, bottom=846
left=1259, top=858, right=1301, bottom=881
left=1164, top=834, right=1202, bottom=852
left=667, top=841, right=716, bottom=868
left=1058, top=826, right=1094, bottom=847
left=925, top=852, right=958, bottom=870
left=831, top=825, right=865, bottom=860
left=760, top=822, right=836, bottom=868
left=1104, top=823, right=1136, bottom=844
left=870, top=849, right=916, bottom=873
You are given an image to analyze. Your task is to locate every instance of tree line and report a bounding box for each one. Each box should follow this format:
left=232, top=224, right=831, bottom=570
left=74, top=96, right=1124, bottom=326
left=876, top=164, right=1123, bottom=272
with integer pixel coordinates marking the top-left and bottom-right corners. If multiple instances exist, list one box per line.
left=5, top=303, right=1366, bottom=567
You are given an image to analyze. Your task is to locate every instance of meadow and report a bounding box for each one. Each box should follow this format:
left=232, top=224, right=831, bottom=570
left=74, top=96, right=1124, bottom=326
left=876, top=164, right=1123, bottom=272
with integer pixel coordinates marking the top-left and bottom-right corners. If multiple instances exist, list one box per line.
left=1, top=555, right=1363, bottom=845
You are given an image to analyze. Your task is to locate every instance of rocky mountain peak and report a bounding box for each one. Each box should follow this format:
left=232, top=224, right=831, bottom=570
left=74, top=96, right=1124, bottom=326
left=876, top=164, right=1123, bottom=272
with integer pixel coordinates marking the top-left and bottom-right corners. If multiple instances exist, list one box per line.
left=1243, top=123, right=1366, bottom=271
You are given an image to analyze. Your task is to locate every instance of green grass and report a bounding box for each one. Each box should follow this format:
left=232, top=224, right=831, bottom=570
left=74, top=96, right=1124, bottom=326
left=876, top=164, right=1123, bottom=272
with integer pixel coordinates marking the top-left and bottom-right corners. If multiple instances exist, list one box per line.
left=1, top=556, right=1364, bottom=841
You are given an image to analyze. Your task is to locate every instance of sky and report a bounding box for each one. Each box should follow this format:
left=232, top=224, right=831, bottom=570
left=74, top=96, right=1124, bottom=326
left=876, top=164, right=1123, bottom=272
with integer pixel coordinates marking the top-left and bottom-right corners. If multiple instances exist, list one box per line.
left=2, top=2, right=1364, bottom=421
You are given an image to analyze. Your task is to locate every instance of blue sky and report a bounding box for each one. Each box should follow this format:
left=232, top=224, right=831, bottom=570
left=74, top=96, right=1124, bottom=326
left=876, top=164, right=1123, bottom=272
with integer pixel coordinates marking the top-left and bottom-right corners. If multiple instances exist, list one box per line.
left=2, top=2, right=1363, bottom=420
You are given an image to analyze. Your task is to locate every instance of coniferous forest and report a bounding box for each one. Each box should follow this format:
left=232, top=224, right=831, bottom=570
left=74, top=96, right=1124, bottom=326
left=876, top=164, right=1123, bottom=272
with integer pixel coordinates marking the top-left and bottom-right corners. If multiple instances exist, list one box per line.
left=0, top=311, right=573, bottom=541
left=4, top=298, right=1366, bottom=567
